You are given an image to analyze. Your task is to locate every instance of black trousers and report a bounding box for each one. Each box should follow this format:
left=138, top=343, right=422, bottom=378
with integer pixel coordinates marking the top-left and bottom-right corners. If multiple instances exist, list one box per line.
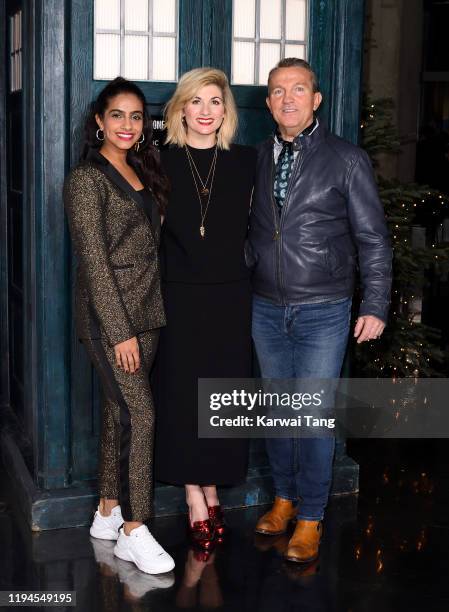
left=83, top=330, right=159, bottom=522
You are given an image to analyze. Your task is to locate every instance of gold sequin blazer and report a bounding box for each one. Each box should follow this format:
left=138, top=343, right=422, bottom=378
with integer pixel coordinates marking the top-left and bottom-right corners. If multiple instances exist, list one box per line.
left=64, top=149, right=166, bottom=346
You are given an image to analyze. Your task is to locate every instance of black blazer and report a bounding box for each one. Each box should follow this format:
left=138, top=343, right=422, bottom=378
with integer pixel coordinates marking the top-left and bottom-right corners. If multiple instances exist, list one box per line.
left=64, top=148, right=165, bottom=346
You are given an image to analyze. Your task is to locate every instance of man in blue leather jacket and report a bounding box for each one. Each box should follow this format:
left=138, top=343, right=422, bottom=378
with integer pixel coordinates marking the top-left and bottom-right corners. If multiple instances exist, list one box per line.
left=249, top=58, right=392, bottom=564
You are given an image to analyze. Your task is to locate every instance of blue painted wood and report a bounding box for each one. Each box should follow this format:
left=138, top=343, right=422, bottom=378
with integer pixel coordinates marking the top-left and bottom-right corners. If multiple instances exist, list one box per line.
left=310, top=0, right=365, bottom=143
left=3, top=0, right=26, bottom=434
left=22, top=0, right=40, bottom=478
left=22, top=2, right=46, bottom=486
left=0, top=0, right=9, bottom=410
left=309, top=0, right=335, bottom=129
left=69, top=0, right=103, bottom=484
left=208, top=0, right=232, bottom=76
left=34, top=0, right=71, bottom=489
left=1, top=1, right=67, bottom=484
left=202, top=0, right=212, bottom=66
left=331, top=0, right=365, bottom=144
left=179, top=0, right=204, bottom=73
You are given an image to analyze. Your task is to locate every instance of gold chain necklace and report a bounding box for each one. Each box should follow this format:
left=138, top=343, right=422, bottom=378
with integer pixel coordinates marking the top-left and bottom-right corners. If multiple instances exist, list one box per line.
left=185, top=145, right=217, bottom=195
left=185, top=145, right=218, bottom=238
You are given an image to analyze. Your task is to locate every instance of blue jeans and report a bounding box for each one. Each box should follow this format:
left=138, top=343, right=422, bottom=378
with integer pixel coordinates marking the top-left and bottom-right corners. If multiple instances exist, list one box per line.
left=252, top=295, right=352, bottom=520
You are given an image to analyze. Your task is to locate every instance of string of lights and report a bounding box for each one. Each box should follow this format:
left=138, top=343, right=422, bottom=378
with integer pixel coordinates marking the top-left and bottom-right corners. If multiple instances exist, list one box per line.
left=355, top=99, right=449, bottom=378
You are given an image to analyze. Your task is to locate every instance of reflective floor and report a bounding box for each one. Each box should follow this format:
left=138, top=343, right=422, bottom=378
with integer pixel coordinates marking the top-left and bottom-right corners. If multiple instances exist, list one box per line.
left=1, top=440, right=449, bottom=611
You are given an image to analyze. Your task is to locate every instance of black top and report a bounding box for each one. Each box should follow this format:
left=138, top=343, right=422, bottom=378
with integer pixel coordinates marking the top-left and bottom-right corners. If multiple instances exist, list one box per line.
left=160, top=144, right=257, bottom=283
left=136, top=187, right=157, bottom=228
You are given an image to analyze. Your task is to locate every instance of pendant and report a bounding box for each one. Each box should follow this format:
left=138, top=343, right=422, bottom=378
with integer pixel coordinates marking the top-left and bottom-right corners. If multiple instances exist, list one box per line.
left=200, top=225, right=205, bottom=238
left=201, top=187, right=209, bottom=196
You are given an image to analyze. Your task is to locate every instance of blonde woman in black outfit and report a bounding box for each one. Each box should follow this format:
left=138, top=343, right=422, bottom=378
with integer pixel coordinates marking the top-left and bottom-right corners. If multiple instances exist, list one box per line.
left=64, top=78, right=174, bottom=575
left=154, top=68, right=256, bottom=550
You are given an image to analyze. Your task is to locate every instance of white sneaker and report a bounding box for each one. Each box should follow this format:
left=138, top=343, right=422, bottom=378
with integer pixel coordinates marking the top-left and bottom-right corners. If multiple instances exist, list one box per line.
left=89, top=505, right=124, bottom=541
left=114, top=525, right=175, bottom=575
left=116, top=558, right=174, bottom=598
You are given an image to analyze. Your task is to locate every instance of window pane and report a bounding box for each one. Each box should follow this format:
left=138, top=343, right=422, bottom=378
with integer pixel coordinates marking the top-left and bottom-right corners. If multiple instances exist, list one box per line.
left=11, top=13, right=17, bottom=52
left=9, top=15, right=13, bottom=53
left=10, top=56, right=14, bottom=92
left=95, top=0, right=120, bottom=30
left=124, top=35, right=148, bottom=80
left=260, top=0, right=281, bottom=40
left=232, top=41, right=255, bottom=85
left=125, top=0, right=149, bottom=32
left=18, top=51, right=22, bottom=91
left=94, top=33, right=120, bottom=79
left=233, top=0, right=255, bottom=38
left=153, top=0, right=176, bottom=34
left=152, top=37, right=176, bottom=81
left=285, top=44, right=306, bottom=59
left=286, top=0, right=307, bottom=41
left=259, top=43, right=280, bottom=85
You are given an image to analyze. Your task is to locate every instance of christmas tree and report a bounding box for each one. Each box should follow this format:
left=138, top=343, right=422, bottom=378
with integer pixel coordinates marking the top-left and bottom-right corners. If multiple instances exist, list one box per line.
left=354, top=98, right=449, bottom=377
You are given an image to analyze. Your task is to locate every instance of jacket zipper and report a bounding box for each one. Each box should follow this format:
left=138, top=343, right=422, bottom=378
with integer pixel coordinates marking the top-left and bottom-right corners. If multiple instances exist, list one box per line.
left=271, top=141, right=304, bottom=304
left=269, top=157, right=283, bottom=304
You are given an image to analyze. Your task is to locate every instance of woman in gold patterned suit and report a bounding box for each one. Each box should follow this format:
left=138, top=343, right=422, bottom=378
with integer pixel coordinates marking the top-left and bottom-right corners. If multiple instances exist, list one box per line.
left=64, top=77, right=174, bottom=575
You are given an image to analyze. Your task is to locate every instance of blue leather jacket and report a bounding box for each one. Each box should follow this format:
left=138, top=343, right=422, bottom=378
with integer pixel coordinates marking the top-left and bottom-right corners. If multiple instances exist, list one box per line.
left=247, top=122, right=392, bottom=322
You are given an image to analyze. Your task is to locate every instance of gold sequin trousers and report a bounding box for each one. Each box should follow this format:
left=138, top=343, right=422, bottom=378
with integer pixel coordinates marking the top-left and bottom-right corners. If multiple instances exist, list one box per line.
left=83, top=330, right=159, bottom=522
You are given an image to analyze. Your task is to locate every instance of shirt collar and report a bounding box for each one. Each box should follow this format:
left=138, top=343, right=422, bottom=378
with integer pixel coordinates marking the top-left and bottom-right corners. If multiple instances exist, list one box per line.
left=274, top=117, right=319, bottom=146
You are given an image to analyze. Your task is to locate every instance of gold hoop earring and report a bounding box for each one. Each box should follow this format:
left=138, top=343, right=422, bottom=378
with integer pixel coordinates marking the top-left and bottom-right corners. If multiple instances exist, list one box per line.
left=134, top=133, right=145, bottom=152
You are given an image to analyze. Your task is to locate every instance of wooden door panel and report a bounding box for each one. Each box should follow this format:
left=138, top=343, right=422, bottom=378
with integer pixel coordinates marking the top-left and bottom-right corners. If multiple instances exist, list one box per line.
left=6, top=0, right=25, bottom=421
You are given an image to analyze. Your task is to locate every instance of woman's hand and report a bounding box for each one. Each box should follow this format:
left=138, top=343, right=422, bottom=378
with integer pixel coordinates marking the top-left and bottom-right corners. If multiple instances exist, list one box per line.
left=114, top=336, right=140, bottom=373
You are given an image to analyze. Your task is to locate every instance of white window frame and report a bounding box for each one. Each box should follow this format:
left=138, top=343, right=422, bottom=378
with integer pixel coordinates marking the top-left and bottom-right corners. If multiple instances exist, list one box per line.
left=231, top=0, right=309, bottom=86
left=10, top=10, right=22, bottom=93
left=93, top=0, right=179, bottom=82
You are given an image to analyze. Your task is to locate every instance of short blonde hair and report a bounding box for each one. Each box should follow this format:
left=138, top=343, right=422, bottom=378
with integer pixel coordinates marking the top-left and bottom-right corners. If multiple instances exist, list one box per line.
left=164, top=68, right=238, bottom=150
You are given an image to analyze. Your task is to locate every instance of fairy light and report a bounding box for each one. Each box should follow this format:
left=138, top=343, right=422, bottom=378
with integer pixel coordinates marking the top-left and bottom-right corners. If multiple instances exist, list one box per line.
left=358, top=101, right=449, bottom=378
left=376, top=549, right=384, bottom=573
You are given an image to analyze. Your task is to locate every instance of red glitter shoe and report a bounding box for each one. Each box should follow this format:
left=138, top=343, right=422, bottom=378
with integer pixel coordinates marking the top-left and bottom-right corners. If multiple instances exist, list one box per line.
left=187, top=518, right=215, bottom=551
left=207, top=505, right=227, bottom=541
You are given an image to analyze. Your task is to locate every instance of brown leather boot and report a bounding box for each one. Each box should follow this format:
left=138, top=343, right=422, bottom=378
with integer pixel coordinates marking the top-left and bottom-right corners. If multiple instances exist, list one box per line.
left=284, top=520, right=322, bottom=563
left=255, top=497, right=297, bottom=535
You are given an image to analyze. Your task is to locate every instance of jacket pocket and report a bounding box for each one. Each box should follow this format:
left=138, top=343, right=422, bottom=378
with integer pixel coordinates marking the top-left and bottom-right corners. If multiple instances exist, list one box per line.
left=325, top=239, right=356, bottom=278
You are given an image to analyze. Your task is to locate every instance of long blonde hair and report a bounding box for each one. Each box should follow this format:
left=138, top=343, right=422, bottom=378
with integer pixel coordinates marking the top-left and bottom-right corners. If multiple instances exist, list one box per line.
left=164, top=68, right=238, bottom=150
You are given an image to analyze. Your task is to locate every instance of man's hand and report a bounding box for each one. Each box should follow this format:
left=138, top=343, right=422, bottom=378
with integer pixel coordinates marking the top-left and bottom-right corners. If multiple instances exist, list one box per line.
left=353, top=315, right=385, bottom=344
left=114, top=336, right=140, bottom=373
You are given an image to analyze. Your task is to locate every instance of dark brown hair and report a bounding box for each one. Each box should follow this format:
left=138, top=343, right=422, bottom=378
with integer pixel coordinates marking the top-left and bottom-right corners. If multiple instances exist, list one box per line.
left=81, top=77, right=169, bottom=214
left=268, top=58, right=320, bottom=93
